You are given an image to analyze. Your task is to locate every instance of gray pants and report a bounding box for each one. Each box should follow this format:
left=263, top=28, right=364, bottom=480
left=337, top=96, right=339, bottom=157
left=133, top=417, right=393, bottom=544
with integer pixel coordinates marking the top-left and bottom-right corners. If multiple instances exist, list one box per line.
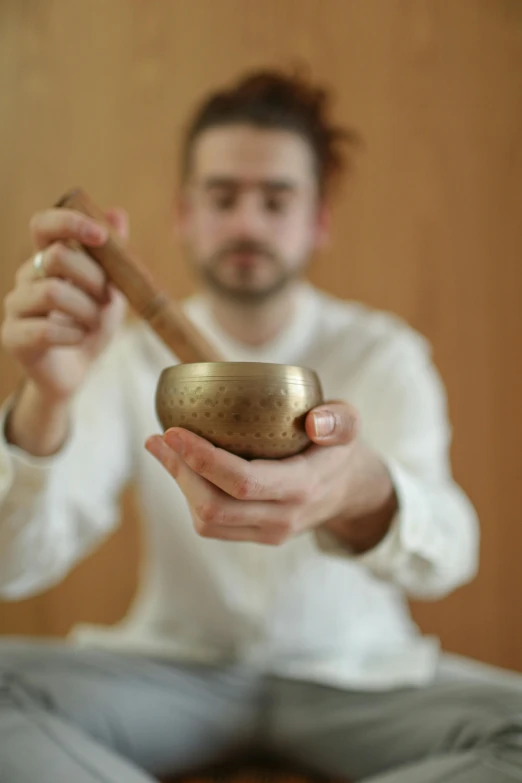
left=1, top=639, right=522, bottom=782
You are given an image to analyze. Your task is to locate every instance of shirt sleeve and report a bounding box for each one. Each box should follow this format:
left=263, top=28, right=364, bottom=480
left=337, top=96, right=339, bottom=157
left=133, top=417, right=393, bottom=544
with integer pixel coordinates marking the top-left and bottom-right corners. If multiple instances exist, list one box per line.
left=0, top=331, right=135, bottom=600
left=315, top=328, right=480, bottom=600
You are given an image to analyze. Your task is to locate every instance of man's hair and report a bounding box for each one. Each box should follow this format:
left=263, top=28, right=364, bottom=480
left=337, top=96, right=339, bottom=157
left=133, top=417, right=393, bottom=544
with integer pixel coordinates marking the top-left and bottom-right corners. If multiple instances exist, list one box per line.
left=180, top=67, right=362, bottom=198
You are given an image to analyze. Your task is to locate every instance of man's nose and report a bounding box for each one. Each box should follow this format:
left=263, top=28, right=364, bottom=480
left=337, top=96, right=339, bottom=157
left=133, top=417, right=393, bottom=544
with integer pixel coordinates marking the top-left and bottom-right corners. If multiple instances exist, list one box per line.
left=229, top=194, right=266, bottom=237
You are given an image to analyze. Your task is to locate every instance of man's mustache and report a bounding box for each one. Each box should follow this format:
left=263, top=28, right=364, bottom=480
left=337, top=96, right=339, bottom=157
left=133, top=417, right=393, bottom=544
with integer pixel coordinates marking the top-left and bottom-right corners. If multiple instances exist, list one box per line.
left=215, top=240, right=278, bottom=262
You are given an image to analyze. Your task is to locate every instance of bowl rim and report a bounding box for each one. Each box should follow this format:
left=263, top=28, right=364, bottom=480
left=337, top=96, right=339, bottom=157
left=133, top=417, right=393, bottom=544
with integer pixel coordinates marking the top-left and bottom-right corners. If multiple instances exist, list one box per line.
left=157, top=361, right=321, bottom=384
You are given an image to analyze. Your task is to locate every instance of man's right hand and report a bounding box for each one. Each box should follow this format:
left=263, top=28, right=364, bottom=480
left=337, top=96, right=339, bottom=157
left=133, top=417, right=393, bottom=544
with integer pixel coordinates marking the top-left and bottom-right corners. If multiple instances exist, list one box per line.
left=0, top=206, right=129, bottom=455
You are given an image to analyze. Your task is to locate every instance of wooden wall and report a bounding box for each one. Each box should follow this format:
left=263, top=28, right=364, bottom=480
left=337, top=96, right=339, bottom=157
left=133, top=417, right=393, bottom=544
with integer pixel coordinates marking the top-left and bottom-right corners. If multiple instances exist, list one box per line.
left=1, top=0, right=522, bottom=671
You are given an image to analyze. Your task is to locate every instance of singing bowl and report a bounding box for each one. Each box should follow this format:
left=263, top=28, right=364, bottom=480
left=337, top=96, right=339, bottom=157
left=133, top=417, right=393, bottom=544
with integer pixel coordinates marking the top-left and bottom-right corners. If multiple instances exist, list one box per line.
left=155, top=362, right=324, bottom=460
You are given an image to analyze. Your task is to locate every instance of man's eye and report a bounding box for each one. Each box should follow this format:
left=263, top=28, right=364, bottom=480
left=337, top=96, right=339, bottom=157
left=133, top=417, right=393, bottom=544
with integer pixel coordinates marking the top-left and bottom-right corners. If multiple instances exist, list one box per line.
left=212, top=193, right=235, bottom=210
left=265, top=197, right=286, bottom=213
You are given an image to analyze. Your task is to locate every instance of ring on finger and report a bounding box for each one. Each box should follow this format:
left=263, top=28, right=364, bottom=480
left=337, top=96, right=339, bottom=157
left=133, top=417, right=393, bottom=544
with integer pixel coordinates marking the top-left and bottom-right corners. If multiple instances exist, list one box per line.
left=32, top=250, right=46, bottom=278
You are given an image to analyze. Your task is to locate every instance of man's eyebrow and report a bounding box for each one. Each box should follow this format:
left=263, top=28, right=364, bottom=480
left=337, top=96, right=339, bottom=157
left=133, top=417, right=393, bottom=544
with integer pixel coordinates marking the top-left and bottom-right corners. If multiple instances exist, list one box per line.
left=201, top=176, right=298, bottom=192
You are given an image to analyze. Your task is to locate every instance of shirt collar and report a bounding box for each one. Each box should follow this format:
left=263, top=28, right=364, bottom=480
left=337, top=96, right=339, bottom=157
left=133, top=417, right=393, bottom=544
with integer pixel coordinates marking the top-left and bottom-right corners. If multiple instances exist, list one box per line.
left=182, top=281, right=320, bottom=365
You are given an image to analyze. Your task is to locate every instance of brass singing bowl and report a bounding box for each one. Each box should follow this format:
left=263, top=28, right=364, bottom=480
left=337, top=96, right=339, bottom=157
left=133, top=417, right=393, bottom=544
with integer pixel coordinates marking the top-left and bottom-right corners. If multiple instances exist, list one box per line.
left=155, top=362, right=324, bottom=460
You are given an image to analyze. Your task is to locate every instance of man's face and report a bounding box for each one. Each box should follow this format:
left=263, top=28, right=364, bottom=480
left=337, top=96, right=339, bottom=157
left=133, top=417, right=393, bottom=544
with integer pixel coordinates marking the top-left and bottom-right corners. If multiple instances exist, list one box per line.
left=177, top=125, right=327, bottom=303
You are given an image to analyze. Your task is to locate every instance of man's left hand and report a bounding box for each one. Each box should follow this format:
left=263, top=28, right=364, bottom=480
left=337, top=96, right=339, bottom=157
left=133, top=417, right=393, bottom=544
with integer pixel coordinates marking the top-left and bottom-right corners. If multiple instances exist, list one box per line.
left=145, top=401, right=396, bottom=548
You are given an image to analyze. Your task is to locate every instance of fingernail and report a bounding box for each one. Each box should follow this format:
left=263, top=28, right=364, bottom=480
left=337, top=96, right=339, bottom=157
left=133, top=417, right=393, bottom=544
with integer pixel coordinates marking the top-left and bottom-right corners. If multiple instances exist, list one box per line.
left=165, top=431, right=185, bottom=456
left=82, top=223, right=106, bottom=243
left=311, top=411, right=335, bottom=438
left=145, top=436, right=161, bottom=457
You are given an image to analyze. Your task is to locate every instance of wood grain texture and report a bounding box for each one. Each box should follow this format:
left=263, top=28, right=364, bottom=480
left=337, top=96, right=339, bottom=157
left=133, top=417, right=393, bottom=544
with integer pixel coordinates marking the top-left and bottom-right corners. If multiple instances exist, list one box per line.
left=1, top=0, right=521, bottom=672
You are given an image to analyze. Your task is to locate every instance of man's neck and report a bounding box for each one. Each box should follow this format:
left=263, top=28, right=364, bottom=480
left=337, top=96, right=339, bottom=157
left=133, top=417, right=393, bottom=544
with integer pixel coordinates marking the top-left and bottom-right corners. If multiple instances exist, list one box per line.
left=203, top=284, right=302, bottom=347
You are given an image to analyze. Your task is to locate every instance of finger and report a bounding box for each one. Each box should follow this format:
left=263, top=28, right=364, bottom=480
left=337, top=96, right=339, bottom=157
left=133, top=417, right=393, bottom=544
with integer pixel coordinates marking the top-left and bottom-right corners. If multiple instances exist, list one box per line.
left=17, top=242, right=108, bottom=302
left=193, top=518, right=282, bottom=545
left=4, top=279, right=102, bottom=330
left=99, top=285, right=127, bottom=328
left=145, top=435, right=182, bottom=478
left=162, top=427, right=308, bottom=503
left=29, top=208, right=108, bottom=250
left=145, top=435, right=258, bottom=538
left=305, top=400, right=360, bottom=446
left=104, top=207, right=129, bottom=241
left=1, top=317, right=86, bottom=353
left=145, top=435, right=291, bottom=537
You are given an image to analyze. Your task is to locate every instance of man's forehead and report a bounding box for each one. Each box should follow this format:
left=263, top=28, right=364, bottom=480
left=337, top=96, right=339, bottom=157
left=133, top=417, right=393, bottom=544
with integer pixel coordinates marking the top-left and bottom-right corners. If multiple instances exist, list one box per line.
left=191, top=125, right=315, bottom=182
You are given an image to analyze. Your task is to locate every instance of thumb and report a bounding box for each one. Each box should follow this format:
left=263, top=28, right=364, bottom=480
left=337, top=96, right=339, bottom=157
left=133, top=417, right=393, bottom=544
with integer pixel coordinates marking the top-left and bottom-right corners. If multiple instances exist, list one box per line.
left=305, top=400, right=360, bottom=446
left=104, top=207, right=130, bottom=241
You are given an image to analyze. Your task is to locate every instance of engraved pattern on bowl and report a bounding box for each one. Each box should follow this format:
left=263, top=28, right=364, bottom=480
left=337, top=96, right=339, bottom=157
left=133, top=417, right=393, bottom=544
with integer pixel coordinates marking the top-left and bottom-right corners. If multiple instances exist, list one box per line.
left=155, top=362, right=323, bottom=460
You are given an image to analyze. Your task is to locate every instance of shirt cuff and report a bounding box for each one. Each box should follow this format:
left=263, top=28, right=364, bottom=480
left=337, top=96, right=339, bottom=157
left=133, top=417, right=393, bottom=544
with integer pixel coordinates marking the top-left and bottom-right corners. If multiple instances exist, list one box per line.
left=0, top=394, right=75, bottom=499
left=314, top=459, right=434, bottom=580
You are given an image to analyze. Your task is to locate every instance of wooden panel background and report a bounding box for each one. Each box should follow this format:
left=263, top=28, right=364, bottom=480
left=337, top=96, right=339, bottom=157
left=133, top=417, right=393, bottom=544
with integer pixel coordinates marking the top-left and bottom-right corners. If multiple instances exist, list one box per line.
left=1, top=0, right=522, bottom=672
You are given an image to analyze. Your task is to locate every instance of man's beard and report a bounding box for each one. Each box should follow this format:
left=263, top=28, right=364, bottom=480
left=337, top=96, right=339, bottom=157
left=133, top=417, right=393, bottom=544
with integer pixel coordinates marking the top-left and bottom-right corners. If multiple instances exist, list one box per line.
left=194, top=239, right=308, bottom=305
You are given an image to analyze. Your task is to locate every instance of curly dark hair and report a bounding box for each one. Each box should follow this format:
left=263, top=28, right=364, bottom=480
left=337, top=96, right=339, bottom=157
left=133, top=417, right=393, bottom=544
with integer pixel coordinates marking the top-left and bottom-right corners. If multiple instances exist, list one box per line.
left=180, top=67, right=362, bottom=198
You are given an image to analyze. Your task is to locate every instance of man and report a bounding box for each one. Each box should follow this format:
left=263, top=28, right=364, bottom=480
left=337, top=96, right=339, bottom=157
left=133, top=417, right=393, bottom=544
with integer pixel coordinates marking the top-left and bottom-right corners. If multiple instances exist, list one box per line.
left=0, top=68, right=521, bottom=783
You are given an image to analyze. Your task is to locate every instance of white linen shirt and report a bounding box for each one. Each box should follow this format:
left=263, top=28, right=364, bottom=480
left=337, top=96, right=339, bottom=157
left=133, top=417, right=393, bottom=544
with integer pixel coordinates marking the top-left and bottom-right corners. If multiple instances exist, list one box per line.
left=0, top=283, right=479, bottom=690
